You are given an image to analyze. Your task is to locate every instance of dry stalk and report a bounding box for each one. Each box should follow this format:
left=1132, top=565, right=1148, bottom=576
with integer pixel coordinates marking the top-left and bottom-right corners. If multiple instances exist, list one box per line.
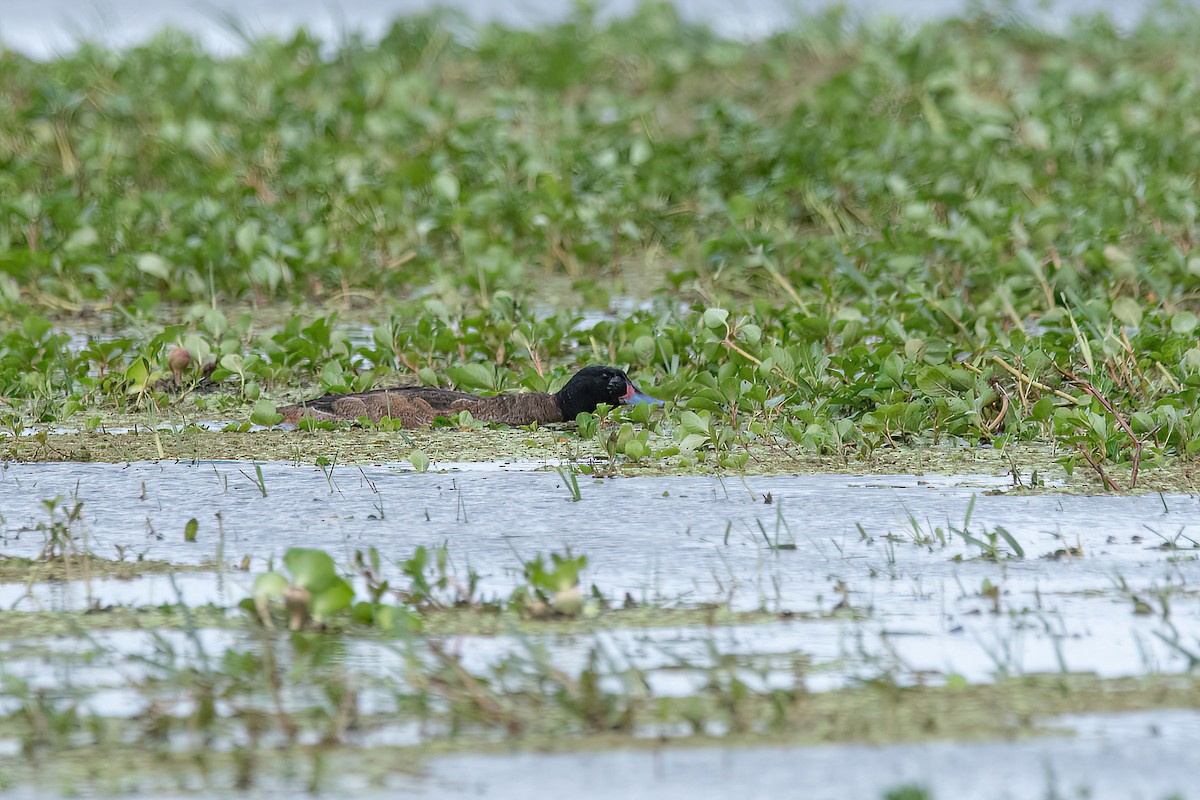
left=1061, top=368, right=1144, bottom=489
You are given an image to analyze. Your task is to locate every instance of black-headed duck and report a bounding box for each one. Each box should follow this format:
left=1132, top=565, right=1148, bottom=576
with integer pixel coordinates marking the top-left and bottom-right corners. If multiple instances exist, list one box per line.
left=277, top=365, right=664, bottom=427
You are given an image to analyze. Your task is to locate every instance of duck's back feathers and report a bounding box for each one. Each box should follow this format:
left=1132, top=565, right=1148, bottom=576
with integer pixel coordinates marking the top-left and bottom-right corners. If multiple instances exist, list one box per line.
left=275, top=365, right=660, bottom=428
left=277, top=386, right=564, bottom=427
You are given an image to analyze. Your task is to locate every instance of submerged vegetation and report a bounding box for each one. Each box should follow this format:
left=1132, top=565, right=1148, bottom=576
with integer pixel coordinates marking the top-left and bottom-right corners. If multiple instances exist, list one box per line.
left=0, top=4, right=1199, bottom=485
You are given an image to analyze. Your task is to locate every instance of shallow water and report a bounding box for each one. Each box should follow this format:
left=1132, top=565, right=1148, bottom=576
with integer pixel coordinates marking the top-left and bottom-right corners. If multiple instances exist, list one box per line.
left=2, top=461, right=1198, bottom=685
left=18, top=708, right=1181, bottom=800
left=377, top=709, right=1200, bottom=800
left=0, top=461, right=1193, bottom=586
left=1, top=462, right=1198, bottom=797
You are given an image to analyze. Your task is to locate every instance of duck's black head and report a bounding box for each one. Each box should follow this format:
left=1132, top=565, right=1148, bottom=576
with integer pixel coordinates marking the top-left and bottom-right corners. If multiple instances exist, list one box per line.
left=553, top=365, right=665, bottom=420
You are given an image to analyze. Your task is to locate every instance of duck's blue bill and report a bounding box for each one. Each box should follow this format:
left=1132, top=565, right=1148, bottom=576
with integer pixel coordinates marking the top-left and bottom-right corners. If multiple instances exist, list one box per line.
left=624, top=389, right=665, bottom=407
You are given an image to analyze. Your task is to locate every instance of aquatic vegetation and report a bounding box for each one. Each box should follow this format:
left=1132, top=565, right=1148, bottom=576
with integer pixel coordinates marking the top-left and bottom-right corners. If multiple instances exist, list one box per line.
left=248, top=544, right=593, bottom=629
left=5, top=4, right=1200, bottom=790
left=0, top=6, right=1199, bottom=486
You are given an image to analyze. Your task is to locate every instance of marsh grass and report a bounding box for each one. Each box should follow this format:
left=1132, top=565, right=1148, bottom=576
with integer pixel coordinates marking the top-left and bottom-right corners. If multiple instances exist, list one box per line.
left=555, top=464, right=584, bottom=500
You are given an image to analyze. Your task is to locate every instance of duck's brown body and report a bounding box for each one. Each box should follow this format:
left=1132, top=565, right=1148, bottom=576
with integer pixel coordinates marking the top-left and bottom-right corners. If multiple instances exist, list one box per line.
left=276, top=365, right=663, bottom=428
left=278, top=386, right=564, bottom=427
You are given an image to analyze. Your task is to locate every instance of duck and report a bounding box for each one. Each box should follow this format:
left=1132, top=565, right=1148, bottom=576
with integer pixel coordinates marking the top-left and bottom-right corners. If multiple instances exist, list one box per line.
left=277, top=365, right=664, bottom=427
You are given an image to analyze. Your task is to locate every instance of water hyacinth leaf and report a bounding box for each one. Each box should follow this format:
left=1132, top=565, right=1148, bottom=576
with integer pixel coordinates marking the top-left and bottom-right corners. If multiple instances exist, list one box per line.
left=1031, top=397, right=1056, bottom=422
left=63, top=226, right=99, bottom=251
left=253, top=571, right=289, bottom=599
left=432, top=171, right=460, bottom=202
left=1130, top=411, right=1155, bottom=434
left=136, top=253, right=171, bottom=280
left=1111, top=298, right=1143, bottom=328
left=20, top=315, right=53, bottom=341
left=250, top=256, right=286, bottom=291
left=235, top=221, right=259, bottom=254
left=311, top=578, right=355, bottom=618
left=628, top=401, right=653, bottom=424
left=680, top=411, right=708, bottom=435
left=351, top=601, right=375, bottom=626
left=1172, top=312, right=1198, bottom=335
left=123, top=358, right=151, bottom=394
left=410, top=449, right=430, bottom=472
left=250, top=400, right=283, bottom=427
left=284, top=548, right=339, bottom=593
left=446, top=363, right=495, bottom=390
left=633, top=335, right=655, bottom=363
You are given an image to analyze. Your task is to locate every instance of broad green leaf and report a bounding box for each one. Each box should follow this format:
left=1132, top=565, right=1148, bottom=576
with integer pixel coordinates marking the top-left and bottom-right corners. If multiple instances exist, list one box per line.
left=1172, top=311, right=1198, bottom=334
left=702, top=308, right=729, bottom=329
left=284, top=548, right=338, bottom=592
left=1110, top=298, right=1142, bottom=328
left=253, top=571, right=289, bottom=599
left=250, top=400, right=283, bottom=427
left=311, top=578, right=355, bottom=618
left=136, top=254, right=171, bottom=280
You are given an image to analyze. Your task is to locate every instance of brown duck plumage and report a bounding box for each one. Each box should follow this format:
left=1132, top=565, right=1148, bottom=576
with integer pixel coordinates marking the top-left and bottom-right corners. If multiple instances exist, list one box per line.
left=277, top=365, right=664, bottom=427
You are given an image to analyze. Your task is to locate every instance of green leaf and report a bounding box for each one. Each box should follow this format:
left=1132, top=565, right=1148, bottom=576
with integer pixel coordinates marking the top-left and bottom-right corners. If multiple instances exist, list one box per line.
left=235, top=221, right=259, bottom=254
left=136, top=254, right=171, bottom=280
left=351, top=601, right=375, bottom=625
left=220, top=354, right=245, bottom=373
left=250, top=400, right=283, bottom=427
left=410, top=449, right=430, bottom=472
left=994, top=526, right=1025, bottom=559
left=446, top=363, right=495, bottom=390
left=1030, top=397, right=1056, bottom=422
left=433, top=171, right=460, bottom=202
left=311, top=578, right=355, bottom=618
left=284, top=548, right=338, bottom=592
left=253, top=571, right=289, bottom=599
left=1110, top=298, right=1142, bottom=328
left=703, top=308, right=730, bottom=329
left=1172, top=311, right=1198, bottom=334
left=680, top=410, right=708, bottom=435
left=64, top=226, right=99, bottom=251
left=124, top=358, right=150, bottom=393
left=633, top=335, right=655, bottom=364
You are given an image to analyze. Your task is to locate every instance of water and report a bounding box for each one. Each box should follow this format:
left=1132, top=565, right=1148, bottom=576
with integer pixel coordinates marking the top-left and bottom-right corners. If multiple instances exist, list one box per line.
left=383, top=710, right=1200, bottom=799
left=2, top=462, right=1198, bottom=685
left=1, top=462, right=1198, bottom=796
